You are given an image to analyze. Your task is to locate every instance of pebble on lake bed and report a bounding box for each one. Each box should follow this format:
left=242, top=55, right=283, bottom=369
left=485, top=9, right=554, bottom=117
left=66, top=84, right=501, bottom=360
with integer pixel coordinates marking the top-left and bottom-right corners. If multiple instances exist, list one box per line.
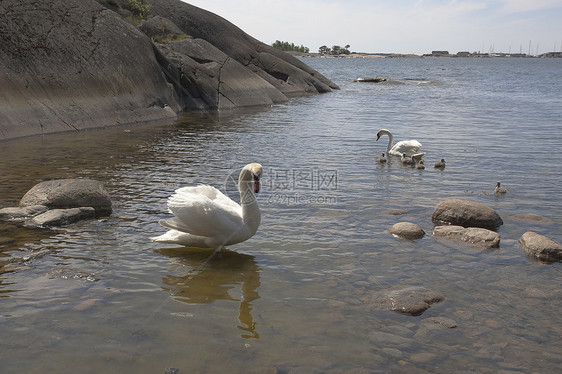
left=363, top=285, right=444, bottom=316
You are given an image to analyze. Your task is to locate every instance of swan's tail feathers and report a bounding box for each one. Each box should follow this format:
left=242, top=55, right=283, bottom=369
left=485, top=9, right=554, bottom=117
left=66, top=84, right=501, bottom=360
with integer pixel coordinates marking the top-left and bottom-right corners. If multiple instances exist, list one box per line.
left=151, top=230, right=185, bottom=244
left=412, top=152, right=426, bottom=162
left=151, top=229, right=198, bottom=245
left=159, top=218, right=191, bottom=233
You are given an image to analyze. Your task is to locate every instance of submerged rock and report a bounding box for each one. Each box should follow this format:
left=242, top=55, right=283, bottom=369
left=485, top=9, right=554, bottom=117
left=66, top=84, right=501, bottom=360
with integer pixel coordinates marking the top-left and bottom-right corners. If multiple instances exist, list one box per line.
left=433, top=225, right=500, bottom=248
left=509, top=214, right=553, bottom=224
left=432, top=199, right=503, bottom=230
left=28, top=207, right=96, bottom=227
left=364, top=286, right=444, bottom=316
left=388, top=222, right=425, bottom=240
left=0, top=205, right=48, bottom=221
left=20, top=179, right=111, bottom=216
left=519, top=232, right=562, bottom=262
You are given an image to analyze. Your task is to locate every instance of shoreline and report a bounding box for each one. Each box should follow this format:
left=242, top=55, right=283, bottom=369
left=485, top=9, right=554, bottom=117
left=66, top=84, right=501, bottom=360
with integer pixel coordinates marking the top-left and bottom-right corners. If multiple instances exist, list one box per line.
left=291, top=51, right=562, bottom=59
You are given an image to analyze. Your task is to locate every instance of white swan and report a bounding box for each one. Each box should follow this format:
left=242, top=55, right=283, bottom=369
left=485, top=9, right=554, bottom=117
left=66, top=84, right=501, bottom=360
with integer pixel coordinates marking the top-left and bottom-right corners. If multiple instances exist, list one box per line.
left=151, top=163, right=262, bottom=254
left=376, top=128, right=424, bottom=157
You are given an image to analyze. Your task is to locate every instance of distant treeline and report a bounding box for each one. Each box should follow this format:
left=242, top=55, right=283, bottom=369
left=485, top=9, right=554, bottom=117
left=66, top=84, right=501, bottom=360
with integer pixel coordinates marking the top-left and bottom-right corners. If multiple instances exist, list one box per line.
left=271, top=40, right=310, bottom=53
left=318, top=45, right=351, bottom=55
left=272, top=41, right=352, bottom=55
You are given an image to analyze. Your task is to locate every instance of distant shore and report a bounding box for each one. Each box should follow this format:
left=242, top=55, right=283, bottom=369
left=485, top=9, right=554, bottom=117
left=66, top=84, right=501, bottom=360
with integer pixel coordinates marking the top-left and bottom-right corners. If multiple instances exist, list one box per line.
left=291, top=51, right=562, bottom=59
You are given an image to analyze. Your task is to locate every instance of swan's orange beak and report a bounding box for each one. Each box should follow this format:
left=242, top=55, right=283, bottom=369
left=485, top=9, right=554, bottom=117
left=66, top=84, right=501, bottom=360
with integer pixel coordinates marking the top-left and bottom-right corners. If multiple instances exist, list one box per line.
left=253, top=176, right=260, bottom=193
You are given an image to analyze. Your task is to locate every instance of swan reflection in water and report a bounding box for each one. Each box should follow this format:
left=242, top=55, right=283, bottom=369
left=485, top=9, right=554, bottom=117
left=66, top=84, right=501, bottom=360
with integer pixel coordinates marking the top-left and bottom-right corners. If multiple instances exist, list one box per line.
left=157, top=247, right=261, bottom=339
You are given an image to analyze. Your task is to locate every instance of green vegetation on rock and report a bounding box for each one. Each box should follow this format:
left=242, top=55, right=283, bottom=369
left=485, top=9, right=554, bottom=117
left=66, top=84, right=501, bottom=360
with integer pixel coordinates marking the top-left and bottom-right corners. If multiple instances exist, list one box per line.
left=272, top=40, right=310, bottom=53
left=128, top=0, right=151, bottom=20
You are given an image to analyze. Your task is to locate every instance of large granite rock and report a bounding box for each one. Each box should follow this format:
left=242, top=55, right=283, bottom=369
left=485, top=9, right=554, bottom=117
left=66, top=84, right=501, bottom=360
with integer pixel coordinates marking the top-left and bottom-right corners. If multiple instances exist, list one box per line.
left=0, top=0, right=180, bottom=140
left=154, top=38, right=288, bottom=110
left=147, top=0, right=338, bottom=97
left=432, top=199, right=503, bottom=230
left=519, top=232, right=562, bottom=262
left=20, top=179, right=112, bottom=216
left=433, top=225, right=500, bottom=248
left=0, top=0, right=338, bottom=140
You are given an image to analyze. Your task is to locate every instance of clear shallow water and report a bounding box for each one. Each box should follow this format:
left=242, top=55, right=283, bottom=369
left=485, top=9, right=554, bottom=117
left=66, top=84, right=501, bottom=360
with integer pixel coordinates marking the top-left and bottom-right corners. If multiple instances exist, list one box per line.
left=1, top=57, right=561, bottom=373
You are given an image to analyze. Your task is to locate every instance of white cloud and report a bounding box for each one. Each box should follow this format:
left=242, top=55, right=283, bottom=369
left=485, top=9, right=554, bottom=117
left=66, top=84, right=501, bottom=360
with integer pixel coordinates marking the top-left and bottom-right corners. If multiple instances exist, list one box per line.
left=499, top=0, right=562, bottom=13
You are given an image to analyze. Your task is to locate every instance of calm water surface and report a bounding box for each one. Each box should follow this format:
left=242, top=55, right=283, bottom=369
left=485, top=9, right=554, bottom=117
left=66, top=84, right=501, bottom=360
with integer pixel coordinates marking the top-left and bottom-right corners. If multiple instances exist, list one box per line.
left=1, top=57, right=561, bottom=373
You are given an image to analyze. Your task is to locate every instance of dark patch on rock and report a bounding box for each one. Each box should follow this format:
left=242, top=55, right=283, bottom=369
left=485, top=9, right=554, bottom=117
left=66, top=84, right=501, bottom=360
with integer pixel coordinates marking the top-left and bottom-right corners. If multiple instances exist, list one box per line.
left=432, top=199, right=503, bottom=230
left=137, top=15, right=187, bottom=43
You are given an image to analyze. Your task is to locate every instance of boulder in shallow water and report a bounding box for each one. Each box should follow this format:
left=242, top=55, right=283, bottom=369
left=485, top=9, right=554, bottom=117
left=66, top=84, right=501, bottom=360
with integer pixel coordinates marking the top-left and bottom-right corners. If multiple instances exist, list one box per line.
left=388, top=222, right=425, bottom=240
left=432, top=199, right=503, bottom=230
left=519, top=231, right=562, bottom=262
left=20, top=179, right=111, bottom=216
left=433, top=225, right=500, bottom=248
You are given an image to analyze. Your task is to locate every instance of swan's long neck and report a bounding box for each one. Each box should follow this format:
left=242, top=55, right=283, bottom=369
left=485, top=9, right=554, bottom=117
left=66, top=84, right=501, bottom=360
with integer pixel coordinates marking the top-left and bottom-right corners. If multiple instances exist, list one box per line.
left=238, top=168, right=261, bottom=226
left=385, top=131, right=394, bottom=154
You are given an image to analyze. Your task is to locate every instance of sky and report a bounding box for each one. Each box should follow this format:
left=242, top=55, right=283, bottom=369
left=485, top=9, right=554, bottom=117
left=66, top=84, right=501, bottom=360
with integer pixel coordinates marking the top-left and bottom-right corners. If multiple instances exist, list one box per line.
left=181, top=0, right=562, bottom=55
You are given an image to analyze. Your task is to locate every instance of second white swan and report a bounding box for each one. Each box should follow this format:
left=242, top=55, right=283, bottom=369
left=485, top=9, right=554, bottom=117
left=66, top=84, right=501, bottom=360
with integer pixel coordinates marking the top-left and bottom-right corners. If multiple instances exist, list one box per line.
left=376, top=128, right=424, bottom=157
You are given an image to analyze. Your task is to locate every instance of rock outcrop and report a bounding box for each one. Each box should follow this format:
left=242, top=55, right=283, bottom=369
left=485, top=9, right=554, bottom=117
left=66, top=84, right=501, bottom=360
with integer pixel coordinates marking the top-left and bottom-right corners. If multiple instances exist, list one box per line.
left=519, top=231, right=562, bottom=262
left=147, top=0, right=337, bottom=98
left=0, top=0, right=338, bottom=140
left=0, top=0, right=180, bottom=140
left=432, top=199, right=503, bottom=230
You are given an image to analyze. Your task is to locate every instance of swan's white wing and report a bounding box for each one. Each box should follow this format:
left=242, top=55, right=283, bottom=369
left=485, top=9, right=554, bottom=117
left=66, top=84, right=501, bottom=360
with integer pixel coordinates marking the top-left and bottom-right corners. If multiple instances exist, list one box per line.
left=174, top=185, right=240, bottom=211
left=165, top=185, right=243, bottom=238
left=389, top=140, right=422, bottom=156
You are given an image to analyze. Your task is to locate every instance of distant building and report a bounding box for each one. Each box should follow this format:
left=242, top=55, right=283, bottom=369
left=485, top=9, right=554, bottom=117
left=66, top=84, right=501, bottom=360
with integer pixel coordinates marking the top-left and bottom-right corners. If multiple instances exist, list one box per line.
left=431, top=51, right=449, bottom=56
left=456, top=51, right=470, bottom=57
